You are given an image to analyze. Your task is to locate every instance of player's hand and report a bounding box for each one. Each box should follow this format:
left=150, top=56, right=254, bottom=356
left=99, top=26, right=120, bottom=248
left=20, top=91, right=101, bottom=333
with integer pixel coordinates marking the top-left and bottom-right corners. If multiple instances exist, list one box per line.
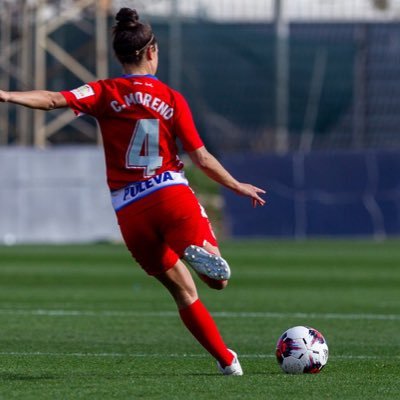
left=234, top=183, right=266, bottom=208
left=0, top=90, right=10, bottom=102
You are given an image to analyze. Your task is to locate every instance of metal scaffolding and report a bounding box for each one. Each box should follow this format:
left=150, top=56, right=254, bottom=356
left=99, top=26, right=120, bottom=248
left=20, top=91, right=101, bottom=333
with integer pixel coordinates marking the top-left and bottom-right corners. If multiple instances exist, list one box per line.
left=0, top=0, right=111, bottom=147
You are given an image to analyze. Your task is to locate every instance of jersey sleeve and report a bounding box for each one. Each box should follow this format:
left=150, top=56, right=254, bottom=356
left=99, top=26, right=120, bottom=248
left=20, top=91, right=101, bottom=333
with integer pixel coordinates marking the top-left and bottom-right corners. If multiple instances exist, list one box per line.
left=60, top=81, right=104, bottom=117
left=173, top=91, right=204, bottom=152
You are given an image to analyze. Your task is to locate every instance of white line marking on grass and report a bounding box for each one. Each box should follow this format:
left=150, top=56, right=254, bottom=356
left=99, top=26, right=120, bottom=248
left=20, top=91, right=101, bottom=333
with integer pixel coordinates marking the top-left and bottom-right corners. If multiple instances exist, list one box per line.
left=0, top=309, right=399, bottom=321
left=0, top=351, right=397, bottom=361
left=214, top=311, right=400, bottom=321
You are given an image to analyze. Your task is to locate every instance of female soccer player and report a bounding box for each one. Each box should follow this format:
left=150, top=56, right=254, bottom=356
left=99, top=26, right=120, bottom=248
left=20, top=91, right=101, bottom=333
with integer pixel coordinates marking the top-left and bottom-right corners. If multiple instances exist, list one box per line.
left=0, top=8, right=265, bottom=375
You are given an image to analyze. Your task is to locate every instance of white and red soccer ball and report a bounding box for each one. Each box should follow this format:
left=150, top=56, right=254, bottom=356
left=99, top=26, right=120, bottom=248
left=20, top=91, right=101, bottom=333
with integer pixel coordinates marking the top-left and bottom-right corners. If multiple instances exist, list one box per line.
left=276, top=326, right=329, bottom=374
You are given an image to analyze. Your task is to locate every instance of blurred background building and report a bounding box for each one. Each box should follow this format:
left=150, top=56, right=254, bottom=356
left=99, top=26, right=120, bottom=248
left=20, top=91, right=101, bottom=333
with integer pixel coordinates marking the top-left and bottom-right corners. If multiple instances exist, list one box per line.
left=0, top=0, right=400, bottom=242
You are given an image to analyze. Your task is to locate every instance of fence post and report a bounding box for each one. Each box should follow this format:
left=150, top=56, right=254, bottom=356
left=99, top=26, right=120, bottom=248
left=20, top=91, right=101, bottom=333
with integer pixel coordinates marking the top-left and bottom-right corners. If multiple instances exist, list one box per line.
left=169, top=0, right=182, bottom=91
left=353, top=24, right=368, bottom=149
left=274, top=0, right=290, bottom=154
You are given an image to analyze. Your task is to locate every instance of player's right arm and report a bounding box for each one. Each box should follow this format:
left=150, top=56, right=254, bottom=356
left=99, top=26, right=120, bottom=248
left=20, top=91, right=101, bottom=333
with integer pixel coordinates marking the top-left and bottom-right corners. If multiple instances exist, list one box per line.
left=0, top=90, right=67, bottom=110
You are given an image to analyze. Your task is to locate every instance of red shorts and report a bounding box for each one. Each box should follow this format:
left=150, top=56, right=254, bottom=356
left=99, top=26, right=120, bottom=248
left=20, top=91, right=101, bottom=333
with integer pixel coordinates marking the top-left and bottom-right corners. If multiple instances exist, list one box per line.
left=116, top=185, right=218, bottom=276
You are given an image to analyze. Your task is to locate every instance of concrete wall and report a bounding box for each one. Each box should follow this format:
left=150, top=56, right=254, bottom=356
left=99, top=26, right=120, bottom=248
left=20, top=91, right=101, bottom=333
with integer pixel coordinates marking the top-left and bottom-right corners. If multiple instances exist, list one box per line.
left=0, top=147, right=121, bottom=244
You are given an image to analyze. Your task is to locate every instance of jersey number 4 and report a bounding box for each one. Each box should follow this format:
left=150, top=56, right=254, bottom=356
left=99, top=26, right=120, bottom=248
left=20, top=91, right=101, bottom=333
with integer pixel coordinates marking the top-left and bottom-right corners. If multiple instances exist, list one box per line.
left=126, top=119, right=163, bottom=177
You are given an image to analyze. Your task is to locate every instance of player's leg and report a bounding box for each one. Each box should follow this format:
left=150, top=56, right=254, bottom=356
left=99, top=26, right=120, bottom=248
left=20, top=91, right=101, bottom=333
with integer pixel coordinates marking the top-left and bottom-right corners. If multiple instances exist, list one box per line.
left=116, top=187, right=228, bottom=285
left=116, top=190, right=242, bottom=374
left=155, top=259, right=242, bottom=374
left=154, top=256, right=198, bottom=308
left=159, top=187, right=231, bottom=289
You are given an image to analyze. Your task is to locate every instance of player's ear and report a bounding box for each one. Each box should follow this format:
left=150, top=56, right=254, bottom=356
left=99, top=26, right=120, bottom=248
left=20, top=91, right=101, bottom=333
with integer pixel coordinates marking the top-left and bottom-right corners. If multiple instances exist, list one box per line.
left=146, top=46, right=155, bottom=60
left=147, top=45, right=157, bottom=61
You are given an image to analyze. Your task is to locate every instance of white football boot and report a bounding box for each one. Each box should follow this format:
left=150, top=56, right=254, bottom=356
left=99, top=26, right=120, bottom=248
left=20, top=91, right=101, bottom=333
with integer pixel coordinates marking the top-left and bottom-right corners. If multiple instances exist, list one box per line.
left=217, top=349, right=243, bottom=376
left=183, top=245, right=231, bottom=280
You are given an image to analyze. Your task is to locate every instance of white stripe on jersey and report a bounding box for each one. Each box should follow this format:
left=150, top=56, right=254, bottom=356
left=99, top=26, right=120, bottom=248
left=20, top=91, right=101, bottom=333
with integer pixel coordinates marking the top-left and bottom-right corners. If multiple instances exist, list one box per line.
left=111, top=171, right=188, bottom=211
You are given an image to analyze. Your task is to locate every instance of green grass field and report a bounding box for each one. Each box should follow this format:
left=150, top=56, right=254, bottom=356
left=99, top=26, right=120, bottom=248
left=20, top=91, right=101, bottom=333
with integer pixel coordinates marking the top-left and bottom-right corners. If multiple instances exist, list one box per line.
left=0, top=240, right=399, bottom=399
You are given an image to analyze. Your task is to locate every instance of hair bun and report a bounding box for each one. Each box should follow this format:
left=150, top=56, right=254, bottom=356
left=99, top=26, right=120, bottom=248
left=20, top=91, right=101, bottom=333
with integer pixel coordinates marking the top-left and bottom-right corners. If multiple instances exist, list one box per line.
left=115, top=8, right=140, bottom=30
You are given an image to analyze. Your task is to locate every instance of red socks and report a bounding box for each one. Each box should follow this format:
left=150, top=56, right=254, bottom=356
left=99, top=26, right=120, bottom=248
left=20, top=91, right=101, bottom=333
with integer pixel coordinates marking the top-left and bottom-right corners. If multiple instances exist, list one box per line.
left=179, top=299, right=234, bottom=368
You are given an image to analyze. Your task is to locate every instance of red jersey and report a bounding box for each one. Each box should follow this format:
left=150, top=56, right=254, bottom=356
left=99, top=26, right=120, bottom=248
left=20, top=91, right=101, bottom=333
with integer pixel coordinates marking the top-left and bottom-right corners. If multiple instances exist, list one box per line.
left=61, top=75, right=203, bottom=190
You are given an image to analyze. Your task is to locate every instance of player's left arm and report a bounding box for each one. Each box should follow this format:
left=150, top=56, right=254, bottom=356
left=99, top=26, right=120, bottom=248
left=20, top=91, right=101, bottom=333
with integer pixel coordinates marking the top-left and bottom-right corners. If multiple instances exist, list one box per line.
left=172, top=91, right=266, bottom=207
left=189, top=146, right=266, bottom=208
left=0, top=90, right=67, bottom=110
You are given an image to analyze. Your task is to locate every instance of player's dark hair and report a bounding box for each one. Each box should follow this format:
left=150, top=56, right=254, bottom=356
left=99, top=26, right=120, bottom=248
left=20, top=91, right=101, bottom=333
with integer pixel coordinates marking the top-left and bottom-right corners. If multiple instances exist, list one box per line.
left=112, top=8, right=156, bottom=65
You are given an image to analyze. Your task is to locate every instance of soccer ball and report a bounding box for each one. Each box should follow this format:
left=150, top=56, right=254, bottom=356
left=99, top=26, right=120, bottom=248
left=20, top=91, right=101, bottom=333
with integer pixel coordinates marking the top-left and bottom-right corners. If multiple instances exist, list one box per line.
left=275, top=326, right=329, bottom=374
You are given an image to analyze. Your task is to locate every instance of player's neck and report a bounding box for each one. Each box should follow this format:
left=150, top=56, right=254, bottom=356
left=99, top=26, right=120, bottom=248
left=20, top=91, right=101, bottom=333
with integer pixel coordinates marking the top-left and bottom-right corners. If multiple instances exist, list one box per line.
left=123, top=64, right=155, bottom=76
